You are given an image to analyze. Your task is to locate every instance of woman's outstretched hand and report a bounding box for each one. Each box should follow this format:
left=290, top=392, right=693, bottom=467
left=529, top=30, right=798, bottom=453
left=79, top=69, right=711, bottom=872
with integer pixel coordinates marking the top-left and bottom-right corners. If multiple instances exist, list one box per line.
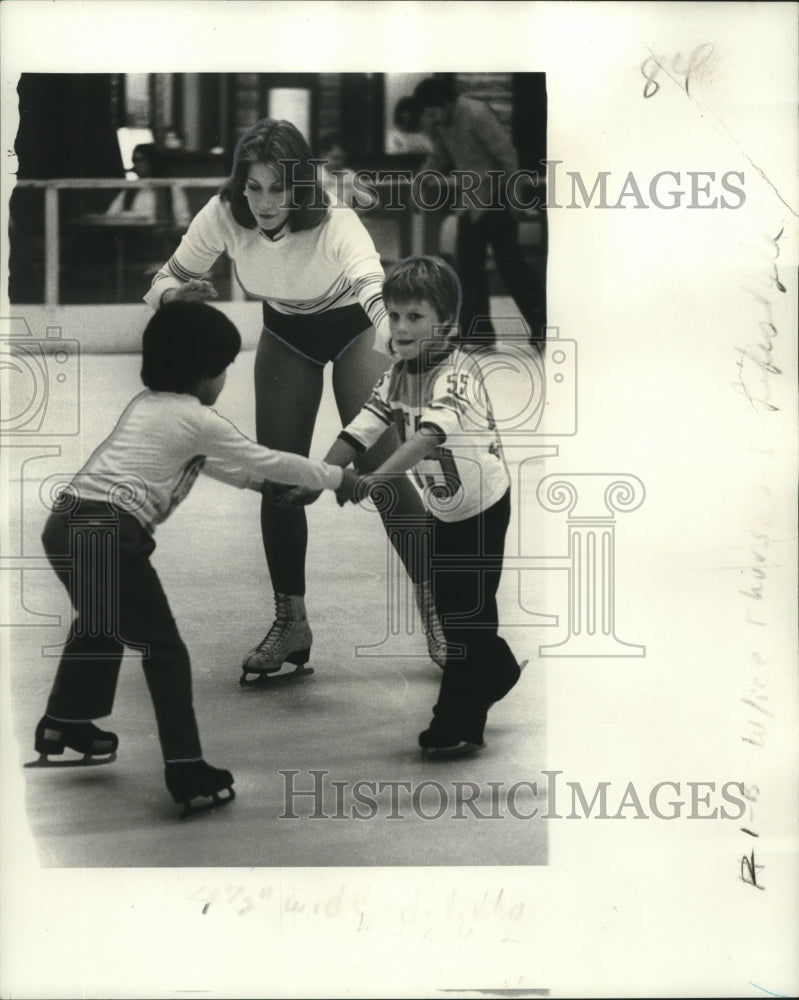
left=163, top=280, right=219, bottom=304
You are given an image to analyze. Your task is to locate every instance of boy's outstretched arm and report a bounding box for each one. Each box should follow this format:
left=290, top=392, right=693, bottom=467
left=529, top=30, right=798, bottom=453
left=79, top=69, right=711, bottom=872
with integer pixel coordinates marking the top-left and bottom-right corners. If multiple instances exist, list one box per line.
left=323, top=437, right=360, bottom=468
left=354, top=425, right=445, bottom=506
left=370, top=425, right=445, bottom=477
left=277, top=437, right=359, bottom=508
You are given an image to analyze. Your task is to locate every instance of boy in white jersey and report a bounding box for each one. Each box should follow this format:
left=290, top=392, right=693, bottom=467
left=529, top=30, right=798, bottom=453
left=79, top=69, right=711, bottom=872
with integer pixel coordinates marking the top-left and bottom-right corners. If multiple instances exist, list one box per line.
left=289, top=257, right=523, bottom=755
left=31, top=302, right=357, bottom=817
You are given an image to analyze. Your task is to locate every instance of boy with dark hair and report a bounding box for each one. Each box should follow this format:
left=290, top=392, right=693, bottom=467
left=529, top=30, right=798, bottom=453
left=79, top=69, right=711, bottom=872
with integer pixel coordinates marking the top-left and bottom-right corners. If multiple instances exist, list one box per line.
left=31, top=301, right=358, bottom=817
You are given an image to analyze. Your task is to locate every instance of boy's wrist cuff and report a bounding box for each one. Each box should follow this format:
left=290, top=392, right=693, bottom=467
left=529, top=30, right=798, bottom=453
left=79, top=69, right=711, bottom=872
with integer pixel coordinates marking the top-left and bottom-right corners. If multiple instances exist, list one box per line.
left=326, top=465, right=344, bottom=488
left=337, top=431, right=366, bottom=454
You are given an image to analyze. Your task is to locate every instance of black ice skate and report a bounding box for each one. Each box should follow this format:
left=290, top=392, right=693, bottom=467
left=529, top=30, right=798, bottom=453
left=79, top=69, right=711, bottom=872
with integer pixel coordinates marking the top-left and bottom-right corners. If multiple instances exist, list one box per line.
left=240, top=594, right=314, bottom=687
left=25, top=716, right=118, bottom=768
left=165, top=760, right=235, bottom=819
left=418, top=725, right=485, bottom=760
left=487, top=658, right=530, bottom=707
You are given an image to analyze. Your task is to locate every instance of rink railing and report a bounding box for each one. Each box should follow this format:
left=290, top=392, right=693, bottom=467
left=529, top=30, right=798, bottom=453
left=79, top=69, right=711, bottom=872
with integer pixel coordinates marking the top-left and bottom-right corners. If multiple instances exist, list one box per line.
left=10, top=177, right=432, bottom=306
left=12, top=178, right=226, bottom=306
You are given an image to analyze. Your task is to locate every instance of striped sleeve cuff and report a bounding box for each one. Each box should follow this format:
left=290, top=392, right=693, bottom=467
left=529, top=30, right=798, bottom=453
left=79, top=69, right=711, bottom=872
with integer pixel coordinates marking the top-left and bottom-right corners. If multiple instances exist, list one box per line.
left=419, top=420, right=447, bottom=441
left=322, top=464, right=344, bottom=488
left=338, top=430, right=367, bottom=453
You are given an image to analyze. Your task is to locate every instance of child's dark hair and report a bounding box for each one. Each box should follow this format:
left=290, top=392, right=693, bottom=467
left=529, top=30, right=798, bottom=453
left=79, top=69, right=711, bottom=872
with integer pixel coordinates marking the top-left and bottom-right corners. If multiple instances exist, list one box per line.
left=141, top=302, right=241, bottom=393
left=219, top=118, right=328, bottom=231
left=383, top=256, right=462, bottom=330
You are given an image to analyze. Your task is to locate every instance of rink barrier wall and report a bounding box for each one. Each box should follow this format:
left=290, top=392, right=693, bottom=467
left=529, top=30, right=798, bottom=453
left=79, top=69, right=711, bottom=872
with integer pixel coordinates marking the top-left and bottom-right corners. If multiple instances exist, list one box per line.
left=3, top=303, right=265, bottom=354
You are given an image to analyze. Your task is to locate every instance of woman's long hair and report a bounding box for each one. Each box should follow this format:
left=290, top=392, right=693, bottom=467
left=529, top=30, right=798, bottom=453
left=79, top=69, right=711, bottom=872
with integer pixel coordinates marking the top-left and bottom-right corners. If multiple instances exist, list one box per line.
left=219, top=118, right=328, bottom=232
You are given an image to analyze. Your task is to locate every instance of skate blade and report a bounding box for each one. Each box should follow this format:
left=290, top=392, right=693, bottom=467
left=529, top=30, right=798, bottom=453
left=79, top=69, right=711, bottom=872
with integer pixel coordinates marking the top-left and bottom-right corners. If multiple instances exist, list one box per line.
left=177, top=786, right=235, bottom=819
left=24, top=751, right=117, bottom=768
left=239, top=664, right=314, bottom=687
left=421, top=741, right=485, bottom=760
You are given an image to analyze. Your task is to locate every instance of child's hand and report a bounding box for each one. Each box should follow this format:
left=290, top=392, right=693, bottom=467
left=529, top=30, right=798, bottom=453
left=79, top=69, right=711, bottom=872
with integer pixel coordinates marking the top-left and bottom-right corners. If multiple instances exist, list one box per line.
left=353, top=474, right=386, bottom=505
left=335, top=468, right=361, bottom=507
left=276, top=485, right=323, bottom=508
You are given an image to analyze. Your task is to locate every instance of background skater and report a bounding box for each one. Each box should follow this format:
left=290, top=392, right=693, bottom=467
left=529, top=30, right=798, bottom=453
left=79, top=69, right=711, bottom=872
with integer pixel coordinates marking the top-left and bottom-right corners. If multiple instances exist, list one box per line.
left=414, top=76, right=545, bottom=345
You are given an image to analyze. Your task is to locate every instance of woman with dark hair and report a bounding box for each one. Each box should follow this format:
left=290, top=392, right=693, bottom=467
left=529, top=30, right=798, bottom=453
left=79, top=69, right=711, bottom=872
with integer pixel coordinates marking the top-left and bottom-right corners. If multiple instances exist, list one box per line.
left=144, top=118, right=445, bottom=682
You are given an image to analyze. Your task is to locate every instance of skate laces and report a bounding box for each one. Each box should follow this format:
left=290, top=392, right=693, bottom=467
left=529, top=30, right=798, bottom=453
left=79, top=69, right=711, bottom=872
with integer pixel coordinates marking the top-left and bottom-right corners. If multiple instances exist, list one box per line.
left=419, top=586, right=443, bottom=639
left=254, top=598, right=293, bottom=652
left=415, top=584, right=432, bottom=632
left=255, top=618, right=290, bottom=652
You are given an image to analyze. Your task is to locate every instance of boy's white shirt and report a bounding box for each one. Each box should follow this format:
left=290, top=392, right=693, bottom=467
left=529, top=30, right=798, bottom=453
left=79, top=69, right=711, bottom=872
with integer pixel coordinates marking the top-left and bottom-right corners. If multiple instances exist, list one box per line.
left=67, top=391, right=343, bottom=533
left=343, top=346, right=510, bottom=522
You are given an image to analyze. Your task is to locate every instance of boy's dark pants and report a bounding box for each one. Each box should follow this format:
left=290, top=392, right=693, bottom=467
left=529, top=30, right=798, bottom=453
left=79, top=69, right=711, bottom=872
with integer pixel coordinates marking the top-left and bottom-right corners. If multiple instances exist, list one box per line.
left=430, top=490, right=520, bottom=741
left=40, top=502, right=202, bottom=761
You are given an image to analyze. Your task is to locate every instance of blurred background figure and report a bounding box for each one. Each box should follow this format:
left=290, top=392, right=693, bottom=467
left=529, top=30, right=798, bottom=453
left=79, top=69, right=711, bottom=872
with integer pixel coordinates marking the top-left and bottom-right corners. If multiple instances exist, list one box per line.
left=9, top=71, right=545, bottom=314
left=316, top=132, right=355, bottom=206
left=105, top=143, right=190, bottom=227
left=90, top=141, right=192, bottom=298
left=386, top=96, right=433, bottom=155
left=414, top=76, right=545, bottom=345
left=162, top=126, right=185, bottom=151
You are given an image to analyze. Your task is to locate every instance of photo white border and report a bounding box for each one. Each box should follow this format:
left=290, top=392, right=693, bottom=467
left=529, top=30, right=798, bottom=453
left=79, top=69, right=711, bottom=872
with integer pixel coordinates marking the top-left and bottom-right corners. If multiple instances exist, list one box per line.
left=1, top=2, right=797, bottom=997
